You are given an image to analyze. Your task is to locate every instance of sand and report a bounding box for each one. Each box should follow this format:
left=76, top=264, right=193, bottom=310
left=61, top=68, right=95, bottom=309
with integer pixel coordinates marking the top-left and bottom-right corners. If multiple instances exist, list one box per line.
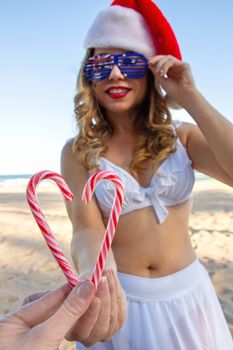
left=0, top=178, right=232, bottom=349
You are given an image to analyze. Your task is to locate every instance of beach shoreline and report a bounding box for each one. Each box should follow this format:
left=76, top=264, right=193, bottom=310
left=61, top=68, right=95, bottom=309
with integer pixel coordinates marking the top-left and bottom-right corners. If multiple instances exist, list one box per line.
left=0, top=178, right=232, bottom=348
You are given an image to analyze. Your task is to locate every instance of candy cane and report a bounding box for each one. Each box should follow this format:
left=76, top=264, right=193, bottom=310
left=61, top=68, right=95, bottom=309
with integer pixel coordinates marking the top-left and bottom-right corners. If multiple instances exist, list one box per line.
left=26, top=170, right=124, bottom=289
left=82, top=170, right=125, bottom=287
left=26, top=170, right=79, bottom=288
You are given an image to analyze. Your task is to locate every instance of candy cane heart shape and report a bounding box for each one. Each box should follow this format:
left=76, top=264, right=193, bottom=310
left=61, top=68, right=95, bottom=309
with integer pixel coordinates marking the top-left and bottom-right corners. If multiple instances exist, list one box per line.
left=27, top=170, right=124, bottom=290
left=82, top=170, right=125, bottom=288
left=26, top=170, right=79, bottom=288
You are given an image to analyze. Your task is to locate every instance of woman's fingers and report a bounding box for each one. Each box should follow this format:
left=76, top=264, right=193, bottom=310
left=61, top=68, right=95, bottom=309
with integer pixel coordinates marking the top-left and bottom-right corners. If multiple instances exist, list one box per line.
left=148, top=54, right=180, bottom=66
left=149, top=56, right=173, bottom=74
left=148, top=55, right=183, bottom=78
left=66, top=275, right=111, bottom=346
left=148, top=54, right=196, bottom=106
left=65, top=297, right=101, bottom=341
left=104, top=269, right=118, bottom=339
left=16, top=284, right=72, bottom=327
left=65, top=270, right=126, bottom=345
left=85, top=276, right=110, bottom=343
left=21, top=291, right=50, bottom=306
left=113, top=270, right=127, bottom=330
left=38, top=281, right=95, bottom=343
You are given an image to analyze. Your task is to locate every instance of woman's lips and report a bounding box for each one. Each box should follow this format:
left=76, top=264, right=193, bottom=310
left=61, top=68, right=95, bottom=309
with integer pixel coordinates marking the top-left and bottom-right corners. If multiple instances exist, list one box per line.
left=106, top=87, right=131, bottom=99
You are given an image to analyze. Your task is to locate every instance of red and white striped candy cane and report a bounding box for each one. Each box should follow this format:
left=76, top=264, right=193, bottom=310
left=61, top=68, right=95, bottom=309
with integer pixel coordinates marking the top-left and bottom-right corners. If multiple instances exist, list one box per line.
left=26, top=170, right=124, bottom=289
left=26, top=170, right=79, bottom=288
left=82, top=170, right=125, bottom=288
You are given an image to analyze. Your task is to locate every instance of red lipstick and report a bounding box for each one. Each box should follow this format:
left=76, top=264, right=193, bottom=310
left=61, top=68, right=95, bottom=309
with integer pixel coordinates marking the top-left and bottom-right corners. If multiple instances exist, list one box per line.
left=106, top=86, right=131, bottom=100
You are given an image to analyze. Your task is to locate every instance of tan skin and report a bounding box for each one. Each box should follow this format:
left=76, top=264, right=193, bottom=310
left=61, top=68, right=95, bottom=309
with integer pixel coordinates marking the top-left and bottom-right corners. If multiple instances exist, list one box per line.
left=61, top=48, right=233, bottom=345
left=0, top=282, right=96, bottom=350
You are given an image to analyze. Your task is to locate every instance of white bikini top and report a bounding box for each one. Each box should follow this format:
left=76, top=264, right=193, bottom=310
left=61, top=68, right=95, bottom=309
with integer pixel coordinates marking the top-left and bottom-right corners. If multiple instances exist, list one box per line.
left=89, top=120, right=195, bottom=224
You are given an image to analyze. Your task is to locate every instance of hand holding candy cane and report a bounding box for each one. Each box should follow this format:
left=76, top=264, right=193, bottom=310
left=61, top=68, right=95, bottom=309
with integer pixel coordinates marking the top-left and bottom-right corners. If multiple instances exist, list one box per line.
left=26, top=169, right=126, bottom=345
left=0, top=282, right=95, bottom=350
left=26, top=170, right=124, bottom=289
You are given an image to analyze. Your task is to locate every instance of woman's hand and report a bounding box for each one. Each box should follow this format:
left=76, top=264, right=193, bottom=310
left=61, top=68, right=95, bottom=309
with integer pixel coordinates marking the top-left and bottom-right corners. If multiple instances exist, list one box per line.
left=66, top=268, right=127, bottom=347
left=0, top=281, right=95, bottom=350
left=148, top=55, right=198, bottom=107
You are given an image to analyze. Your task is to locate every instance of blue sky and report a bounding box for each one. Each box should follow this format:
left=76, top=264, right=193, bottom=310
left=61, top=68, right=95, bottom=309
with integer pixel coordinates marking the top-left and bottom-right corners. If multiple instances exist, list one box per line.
left=0, top=0, right=233, bottom=175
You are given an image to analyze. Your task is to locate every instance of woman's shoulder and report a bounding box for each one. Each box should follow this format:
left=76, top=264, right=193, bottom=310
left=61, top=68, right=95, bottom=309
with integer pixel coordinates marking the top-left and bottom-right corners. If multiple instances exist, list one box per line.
left=61, top=138, right=76, bottom=162
left=61, top=138, right=85, bottom=173
left=62, top=137, right=75, bottom=150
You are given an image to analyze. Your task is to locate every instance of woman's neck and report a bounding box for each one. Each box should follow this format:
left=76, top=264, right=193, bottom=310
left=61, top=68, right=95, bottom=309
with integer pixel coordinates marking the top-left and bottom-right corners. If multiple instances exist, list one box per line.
left=106, top=110, right=137, bottom=137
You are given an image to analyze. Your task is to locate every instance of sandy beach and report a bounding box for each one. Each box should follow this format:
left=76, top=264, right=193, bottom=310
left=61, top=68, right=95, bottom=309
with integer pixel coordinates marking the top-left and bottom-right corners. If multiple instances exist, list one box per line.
left=0, top=178, right=233, bottom=349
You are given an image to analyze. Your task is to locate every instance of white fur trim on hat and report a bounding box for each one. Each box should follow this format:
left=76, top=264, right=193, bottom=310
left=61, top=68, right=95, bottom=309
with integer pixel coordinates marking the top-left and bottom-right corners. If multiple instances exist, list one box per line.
left=84, top=6, right=156, bottom=58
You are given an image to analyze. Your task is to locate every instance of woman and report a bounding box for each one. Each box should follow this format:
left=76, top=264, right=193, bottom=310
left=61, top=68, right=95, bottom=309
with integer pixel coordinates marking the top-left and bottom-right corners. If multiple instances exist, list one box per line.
left=61, top=0, right=233, bottom=349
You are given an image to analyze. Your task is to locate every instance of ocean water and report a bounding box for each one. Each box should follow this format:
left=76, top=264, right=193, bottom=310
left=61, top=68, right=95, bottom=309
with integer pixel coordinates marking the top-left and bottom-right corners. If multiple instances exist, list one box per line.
left=0, top=174, right=33, bottom=188
left=194, top=171, right=211, bottom=181
left=0, top=171, right=210, bottom=189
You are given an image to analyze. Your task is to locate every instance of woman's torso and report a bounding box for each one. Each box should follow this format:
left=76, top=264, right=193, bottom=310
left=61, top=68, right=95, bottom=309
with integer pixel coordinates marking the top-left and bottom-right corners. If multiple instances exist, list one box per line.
left=106, top=200, right=196, bottom=277
left=92, top=124, right=197, bottom=277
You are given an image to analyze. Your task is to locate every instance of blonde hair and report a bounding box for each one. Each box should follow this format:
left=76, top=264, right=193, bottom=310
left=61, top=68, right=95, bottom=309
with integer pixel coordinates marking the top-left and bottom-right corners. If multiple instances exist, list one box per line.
left=73, top=49, right=177, bottom=180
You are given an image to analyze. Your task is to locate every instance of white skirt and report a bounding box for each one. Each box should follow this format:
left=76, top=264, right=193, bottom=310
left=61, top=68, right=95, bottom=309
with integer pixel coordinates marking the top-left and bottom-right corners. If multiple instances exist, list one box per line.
left=77, top=259, right=233, bottom=350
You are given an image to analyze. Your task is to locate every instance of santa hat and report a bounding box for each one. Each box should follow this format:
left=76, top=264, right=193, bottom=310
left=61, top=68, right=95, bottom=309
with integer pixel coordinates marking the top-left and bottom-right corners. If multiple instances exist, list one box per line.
left=84, top=0, right=182, bottom=60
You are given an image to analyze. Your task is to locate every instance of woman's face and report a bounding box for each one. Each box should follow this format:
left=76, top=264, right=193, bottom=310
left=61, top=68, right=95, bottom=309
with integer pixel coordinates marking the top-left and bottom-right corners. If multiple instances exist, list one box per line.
left=92, top=48, right=148, bottom=116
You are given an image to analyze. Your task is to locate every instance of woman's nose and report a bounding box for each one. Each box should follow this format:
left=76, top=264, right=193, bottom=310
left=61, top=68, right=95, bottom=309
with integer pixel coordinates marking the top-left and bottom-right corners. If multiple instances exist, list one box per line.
left=108, top=64, right=125, bottom=80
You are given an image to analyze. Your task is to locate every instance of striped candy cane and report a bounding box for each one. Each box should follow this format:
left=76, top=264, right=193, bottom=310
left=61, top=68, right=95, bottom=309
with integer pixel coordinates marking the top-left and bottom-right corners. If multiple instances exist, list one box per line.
left=26, top=170, right=79, bottom=288
left=82, top=170, right=125, bottom=288
left=26, top=170, right=124, bottom=289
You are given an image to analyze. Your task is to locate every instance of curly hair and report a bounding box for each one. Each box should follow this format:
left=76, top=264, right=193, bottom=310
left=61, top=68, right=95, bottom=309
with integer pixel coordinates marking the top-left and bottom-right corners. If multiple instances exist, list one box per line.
left=73, top=49, right=177, bottom=181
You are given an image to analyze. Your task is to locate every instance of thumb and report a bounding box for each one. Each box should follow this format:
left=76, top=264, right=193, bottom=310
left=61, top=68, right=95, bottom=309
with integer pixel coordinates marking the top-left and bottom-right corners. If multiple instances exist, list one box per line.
left=40, top=280, right=95, bottom=342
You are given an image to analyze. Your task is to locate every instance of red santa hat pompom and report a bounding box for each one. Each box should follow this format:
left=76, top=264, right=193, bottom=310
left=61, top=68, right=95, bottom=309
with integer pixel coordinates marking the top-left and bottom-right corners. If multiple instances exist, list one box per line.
left=84, top=0, right=182, bottom=60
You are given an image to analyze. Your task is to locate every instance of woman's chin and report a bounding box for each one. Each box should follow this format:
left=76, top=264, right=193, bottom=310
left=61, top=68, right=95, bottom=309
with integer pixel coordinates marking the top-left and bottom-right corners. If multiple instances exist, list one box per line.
left=104, top=103, right=135, bottom=114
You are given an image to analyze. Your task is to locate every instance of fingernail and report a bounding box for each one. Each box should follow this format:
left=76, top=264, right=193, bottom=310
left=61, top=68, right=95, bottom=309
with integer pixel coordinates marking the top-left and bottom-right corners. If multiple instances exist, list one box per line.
left=97, top=276, right=108, bottom=296
left=76, top=280, right=95, bottom=298
left=99, top=276, right=108, bottom=286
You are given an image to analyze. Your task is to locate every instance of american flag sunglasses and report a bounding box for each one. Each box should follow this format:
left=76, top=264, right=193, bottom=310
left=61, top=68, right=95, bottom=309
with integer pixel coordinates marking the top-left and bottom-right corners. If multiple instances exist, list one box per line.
left=84, top=52, right=148, bottom=82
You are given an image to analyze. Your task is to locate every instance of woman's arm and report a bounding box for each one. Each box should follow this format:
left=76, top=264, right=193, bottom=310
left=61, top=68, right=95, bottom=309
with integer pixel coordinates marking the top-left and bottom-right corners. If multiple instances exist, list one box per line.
left=177, top=121, right=233, bottom=187
left=60, top=139, right=126, bottom=345
left=60, top=139, right=117, bottom=275
left=149, top=55, right=233, bottom=186
left=181, top=91, right=233, bottom=182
